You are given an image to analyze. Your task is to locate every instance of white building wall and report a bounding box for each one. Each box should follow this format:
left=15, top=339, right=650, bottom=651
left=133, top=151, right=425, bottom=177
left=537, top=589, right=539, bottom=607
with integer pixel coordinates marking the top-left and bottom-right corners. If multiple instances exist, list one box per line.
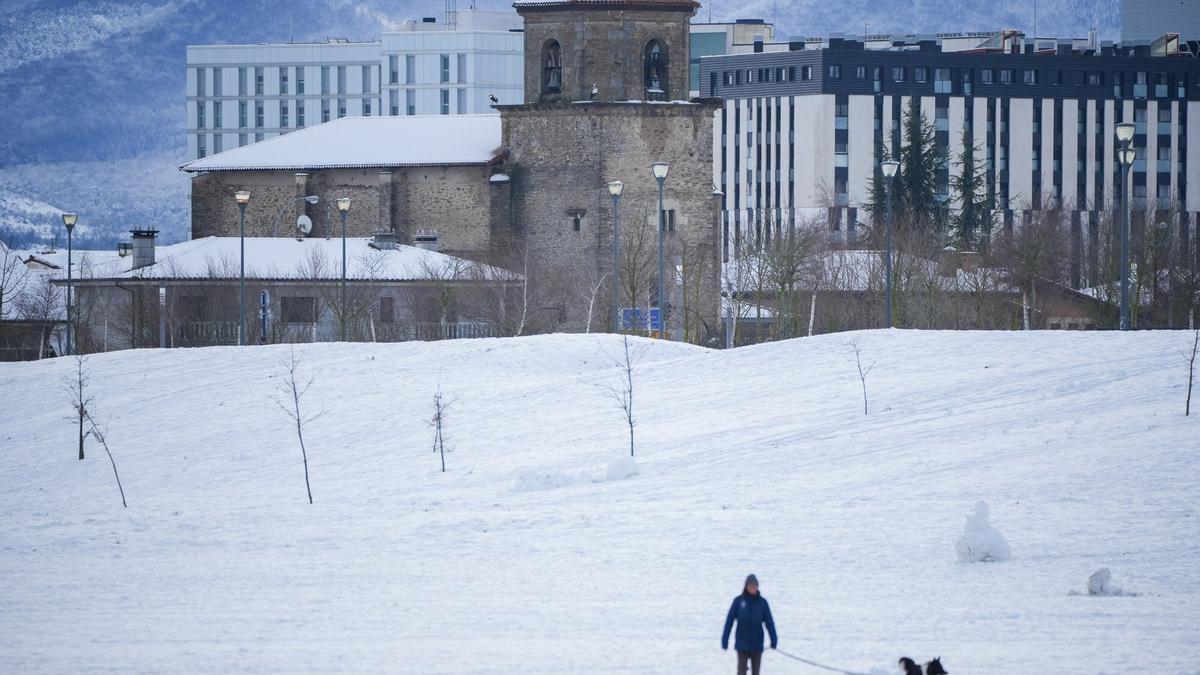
left=1085, top=99, right=1097, bottom=207
left=1147, top=99, right=1159, bottom=209
left=1041, top=99, right=1055, bottom=205
left=847, top=95, right=875, bottom=208
left=1062, top=100, right=1079, bottom=208
left=1189, top=102, right=1200, bottom=211
left=948, top=97, right=965, bottom=211
left=1010, top=98, right=1034, bottom=209
left=791, top=95, right=835, bottom=207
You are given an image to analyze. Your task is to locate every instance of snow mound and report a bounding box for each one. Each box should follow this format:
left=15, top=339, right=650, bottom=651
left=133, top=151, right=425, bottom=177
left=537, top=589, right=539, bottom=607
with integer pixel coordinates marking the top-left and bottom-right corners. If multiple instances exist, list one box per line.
left=605, top=456, right=639, bottom=481
left=512, top=457, right=639, bottom=493
left=955, top=500, right=1011, bottom=563
left=1069, top=567, right=1137, bottom=597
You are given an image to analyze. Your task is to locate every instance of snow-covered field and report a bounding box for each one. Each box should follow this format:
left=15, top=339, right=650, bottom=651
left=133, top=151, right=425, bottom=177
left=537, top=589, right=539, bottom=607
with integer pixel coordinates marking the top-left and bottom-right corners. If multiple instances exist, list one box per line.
left=0, top=331, right=1196, bottom=674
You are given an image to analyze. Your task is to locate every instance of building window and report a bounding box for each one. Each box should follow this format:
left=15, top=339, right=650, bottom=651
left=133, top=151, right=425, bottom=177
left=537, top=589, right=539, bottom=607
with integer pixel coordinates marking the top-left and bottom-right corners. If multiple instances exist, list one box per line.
left=645, top=40, right=668, bottom=98
left=934, top=68, right=951, bottom=94
left=1134, top=71, right=1147, bottom=98
left=915, top=67, right=928, bottom=83
left=255, top=132, right=264, bottom=142
left=406, top=89, right=415, bottom=115
left=542, top=40, right=562, bottom=95
left=828, top=64, right=841, bottom=79
left=1113, top=71, right=1123, bottom=97
left=440, top=54, right=450, bottom=83
left=196, top=101, right=205, bottom=129
left=296, top=67, right=305, bottom=94
left=297, top=102, right=305, bottom=127
left=661, top=209, right=676, bottom=232
left=981, top=68, right=994, bottom=85
left=255, top=101, right=264, bottom=128
left=440, top=89, right=450, bottom=115
left=197, top=134, right=206, bottom=158
left=801, top=65, right=812, bottom=80
left=457, top=53, right=467, bottom=83
left=321, top=100, right=330, bottom=123
left=255, top=67, right=264, bottom=95
left=213, top=68, right=222, bottom=96
left=1134, top=106, right=1147, bottom=134
left=856, top=65, right=866, bottom=79
left=280, top=101, right=288, bottom=128
left=572, top=213, right=582, bottom=231
left=380, top=297, right=395, bottom=324
left=892, top=67, right=905, bottom=82
left=390, top=90, right=399, bottom=116
left=282, top=297, right=317, bottom=324
left=389, top=55, right=399, bottom=84
left=363, top=99, right=371, bottom=116
left=196, top=67, right=205, bottom=96
left=214, top=102, right=222, bottom=129
left=238, top=67, right=247, bottom=96
left=1087, top=71, right=1101, bottom=86
left=999, top=69, right=1012, bottom=84
left=337, top=66, right=347, bottom=94
left=321, top=66, right=330, bottom=94
left=213, top=134, right=222, bottom=154
left=239, top=101, right=247, bottom=128
left=723, top=70, right=736, bottom=86
left=936, top=106, right=949, bottom=131
left=1154, top=72, right=1168, bottom=98
left=280, top=68, right=288, bottom=94
left=457, top=88, right=466, bottom=114
left=406, top=55, right=416, bottom=84
left=238, top=132, right=247, bottom=147
left=362, top=65, right=371, bottom=94
left=338, top=99, right=346, bottom=118
left=1023, top=69, right=1037, bottom=85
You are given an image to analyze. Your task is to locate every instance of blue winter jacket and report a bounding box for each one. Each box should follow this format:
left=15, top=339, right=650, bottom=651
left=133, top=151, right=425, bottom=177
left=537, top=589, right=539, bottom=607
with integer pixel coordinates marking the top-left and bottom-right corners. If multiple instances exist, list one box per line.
left=721, top=593, right=778, bottom=652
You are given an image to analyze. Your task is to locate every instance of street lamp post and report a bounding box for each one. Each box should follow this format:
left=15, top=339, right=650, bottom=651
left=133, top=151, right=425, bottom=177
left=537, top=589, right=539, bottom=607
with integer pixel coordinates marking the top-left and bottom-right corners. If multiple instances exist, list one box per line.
left=62, top=213, right=78, bottom=356
left=651, top=162, right=669, bottom=338
left=337, top=197, right=351, bottom=341
left=607, top=181, right=624, bottom=333
left=234, top=191, right=250, bottom=345
left=1116, top=122, right=1135, bottom=331
left=881, top=160, right=899, bottom=329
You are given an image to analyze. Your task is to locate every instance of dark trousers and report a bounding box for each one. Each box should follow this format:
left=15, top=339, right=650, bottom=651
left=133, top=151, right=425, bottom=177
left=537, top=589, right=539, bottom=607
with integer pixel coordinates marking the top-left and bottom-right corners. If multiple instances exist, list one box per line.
left=737, top=650, right=762, bottom=675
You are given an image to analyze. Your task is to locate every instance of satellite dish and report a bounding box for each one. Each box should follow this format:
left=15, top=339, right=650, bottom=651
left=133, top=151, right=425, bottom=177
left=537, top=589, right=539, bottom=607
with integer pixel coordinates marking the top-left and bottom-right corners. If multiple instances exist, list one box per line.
left=296, top=215, right=313, bottom=236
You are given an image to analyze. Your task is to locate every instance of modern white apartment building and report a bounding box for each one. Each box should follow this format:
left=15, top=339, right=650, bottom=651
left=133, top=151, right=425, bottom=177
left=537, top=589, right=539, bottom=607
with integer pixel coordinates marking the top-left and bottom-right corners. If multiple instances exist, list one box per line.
left=700, top=31, right=1200, bottom=274
left=186, top=10, right=522, bottom=160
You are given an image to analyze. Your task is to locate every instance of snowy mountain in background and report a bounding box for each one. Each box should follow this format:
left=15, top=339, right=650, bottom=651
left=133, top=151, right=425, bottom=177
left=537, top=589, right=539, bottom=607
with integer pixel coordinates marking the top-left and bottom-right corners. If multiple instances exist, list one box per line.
left=0, top=0, right=1119, bottom=249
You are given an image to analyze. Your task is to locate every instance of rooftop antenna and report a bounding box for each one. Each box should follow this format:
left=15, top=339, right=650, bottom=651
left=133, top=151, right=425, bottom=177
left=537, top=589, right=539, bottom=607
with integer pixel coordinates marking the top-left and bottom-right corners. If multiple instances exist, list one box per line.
left=1032, top=0, right=1037, bottom=47
left=772, top=0, right=776, bottom=29
left=446, top=0, right=457, bottom=29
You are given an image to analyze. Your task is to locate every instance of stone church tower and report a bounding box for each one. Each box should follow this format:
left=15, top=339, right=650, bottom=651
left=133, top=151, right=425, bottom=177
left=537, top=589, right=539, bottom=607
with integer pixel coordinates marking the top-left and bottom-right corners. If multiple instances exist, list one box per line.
left=497, top=0, right=721, bottom=339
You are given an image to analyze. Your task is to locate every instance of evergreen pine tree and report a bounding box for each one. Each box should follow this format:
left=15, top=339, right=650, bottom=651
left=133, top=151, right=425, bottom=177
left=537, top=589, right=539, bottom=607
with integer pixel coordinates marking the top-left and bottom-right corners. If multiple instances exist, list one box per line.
left=950, top=129, right=994, bottom=249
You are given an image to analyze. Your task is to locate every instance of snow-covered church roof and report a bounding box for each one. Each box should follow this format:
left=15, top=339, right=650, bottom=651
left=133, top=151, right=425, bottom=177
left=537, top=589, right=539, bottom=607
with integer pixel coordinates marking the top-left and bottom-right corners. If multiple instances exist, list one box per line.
left=181, top=115, right=503, bottom=173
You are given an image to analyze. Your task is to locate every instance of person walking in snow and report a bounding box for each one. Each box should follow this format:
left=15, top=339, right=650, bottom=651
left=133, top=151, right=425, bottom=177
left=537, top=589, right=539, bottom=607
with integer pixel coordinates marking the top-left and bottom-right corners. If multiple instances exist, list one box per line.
left=721, top=574, right=777, bottom=675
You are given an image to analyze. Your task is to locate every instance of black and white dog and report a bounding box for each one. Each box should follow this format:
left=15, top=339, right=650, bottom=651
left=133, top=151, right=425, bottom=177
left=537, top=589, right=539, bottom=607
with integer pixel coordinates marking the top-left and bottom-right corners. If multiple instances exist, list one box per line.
left=899, top=656, right=948, bottom=674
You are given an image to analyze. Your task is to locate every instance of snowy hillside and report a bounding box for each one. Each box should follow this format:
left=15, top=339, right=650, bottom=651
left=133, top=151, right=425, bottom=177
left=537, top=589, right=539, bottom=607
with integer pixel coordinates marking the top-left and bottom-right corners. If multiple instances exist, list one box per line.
left=0, top=331, right=1196, bottom=673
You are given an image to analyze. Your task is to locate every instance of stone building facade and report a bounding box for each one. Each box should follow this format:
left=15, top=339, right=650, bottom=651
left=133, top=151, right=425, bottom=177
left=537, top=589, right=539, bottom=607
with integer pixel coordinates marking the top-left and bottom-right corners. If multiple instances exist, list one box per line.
left=189, top=166, right=509, bottom=259
left=499, top=0, right=721, bottom=337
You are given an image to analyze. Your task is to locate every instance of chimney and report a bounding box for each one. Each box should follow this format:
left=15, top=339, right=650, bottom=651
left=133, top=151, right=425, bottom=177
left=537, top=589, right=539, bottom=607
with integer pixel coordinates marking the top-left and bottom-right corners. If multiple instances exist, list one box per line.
left=130, top=229, right=158, bottom=269
left=413, top=230, right=439, bottom=252
left=369, top=231, right=397, bottom=250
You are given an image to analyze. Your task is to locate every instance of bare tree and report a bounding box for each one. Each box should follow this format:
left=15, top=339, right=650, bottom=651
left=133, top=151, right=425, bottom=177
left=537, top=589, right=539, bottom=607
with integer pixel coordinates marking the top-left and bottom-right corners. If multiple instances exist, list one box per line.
left=993, top=208, right=1069, bottom=330
left=763, top=219, right=825, bottom=339
left=83, top=407, right=127, bottom=508
left=849, top=338, right=875, bottom=415
left=15, top=272, right=63, bottom=359
left=275, top=347, right=322, bottom=503
left=64, top=354, right=90, bottom=460
left=579, top=271, right=609, bottom=334
left=1185, top=330, right=1199, bottom=416
left=0, top=240, right=29, bottom=323
left=593, top=335, right=642, bottom=456
left=430, top=383, right=451, bottom=473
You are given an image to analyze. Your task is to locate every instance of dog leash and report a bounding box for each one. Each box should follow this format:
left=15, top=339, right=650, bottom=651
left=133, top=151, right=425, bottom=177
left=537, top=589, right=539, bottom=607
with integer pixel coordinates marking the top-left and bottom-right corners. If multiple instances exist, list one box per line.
left=773, top=648, right=873, bottom=675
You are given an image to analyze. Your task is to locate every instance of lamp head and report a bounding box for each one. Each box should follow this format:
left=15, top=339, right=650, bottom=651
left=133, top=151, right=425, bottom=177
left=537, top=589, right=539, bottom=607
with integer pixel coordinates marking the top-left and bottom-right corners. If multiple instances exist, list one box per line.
left=62, top=212, right=78, bottom=229
left=881, top=160, right=899, bottom=178
left=337, top=197, right=351, bottom=212
left=234, top=190, right=250, bottom=205
left=304, top=195, right=319, bottom=205
left=607, top=180, right=624, bottom=197
left=1115, top=122, right=1135, bottom=143
left=651, top=162, right=669, bottom=180
left=1119, top=147, right=1137, bottom=165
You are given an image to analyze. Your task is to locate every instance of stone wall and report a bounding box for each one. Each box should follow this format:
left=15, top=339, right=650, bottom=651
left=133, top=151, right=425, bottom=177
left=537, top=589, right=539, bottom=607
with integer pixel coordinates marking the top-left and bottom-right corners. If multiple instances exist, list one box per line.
left=499, top=100, right=721, bottom=335
left=189, top=165, right=497, bottom=258
left=518, top=7, right=694, bottom=103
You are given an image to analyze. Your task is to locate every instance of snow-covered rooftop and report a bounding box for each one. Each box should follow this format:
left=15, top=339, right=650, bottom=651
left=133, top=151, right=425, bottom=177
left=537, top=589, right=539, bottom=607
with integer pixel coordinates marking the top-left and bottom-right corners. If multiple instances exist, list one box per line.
left=72, top=237, right=513, bottom=283
left=181, top=115, right=503, bottom=173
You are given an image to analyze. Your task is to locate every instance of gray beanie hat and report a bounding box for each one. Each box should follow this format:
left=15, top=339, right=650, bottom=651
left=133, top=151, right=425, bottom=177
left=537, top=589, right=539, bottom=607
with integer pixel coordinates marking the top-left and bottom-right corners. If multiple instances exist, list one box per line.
left=745, top=574, right=759, bottom=586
